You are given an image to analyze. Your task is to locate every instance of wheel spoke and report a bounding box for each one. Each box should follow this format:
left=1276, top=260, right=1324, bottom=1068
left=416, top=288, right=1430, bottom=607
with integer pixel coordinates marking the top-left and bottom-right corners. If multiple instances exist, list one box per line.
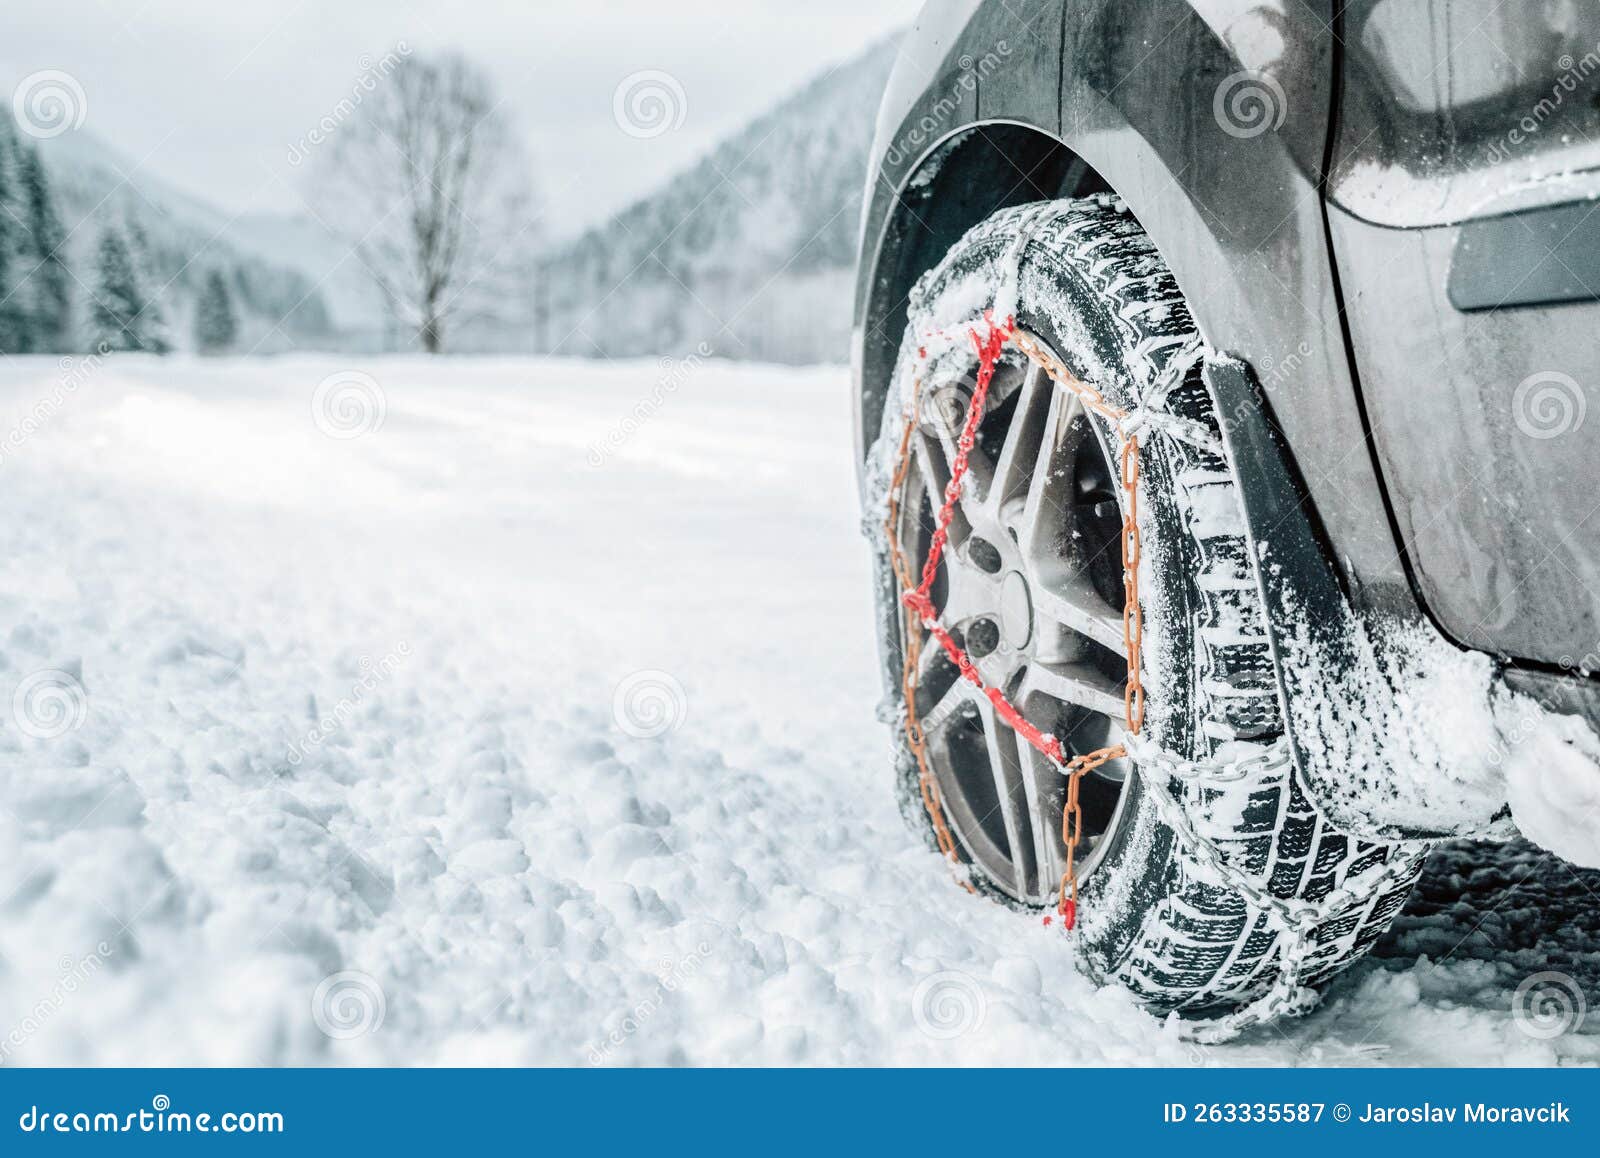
left=1032, top=575, right=1127, bottom=658
left=1011, top=727, right=1064, bottom=894
left=913, top=628, right=949, bottom=686
left=911, top=430, right=972, bottom=550
left=1024, top=659, right=1126, bottom=720
left=976, top=697, right=1035, bottom=898
left=985, top=362, right=1051, bottom=520
left=926, top=390, right=994, bottom=522
left=918, top=674, right=973, bottom=740
left=1012, top=387, right=1088, bottom=556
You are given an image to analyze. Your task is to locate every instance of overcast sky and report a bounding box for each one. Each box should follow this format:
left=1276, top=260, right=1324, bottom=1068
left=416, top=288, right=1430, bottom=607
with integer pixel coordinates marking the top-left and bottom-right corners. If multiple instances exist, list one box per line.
left=3, top=0, right=920, bottom=238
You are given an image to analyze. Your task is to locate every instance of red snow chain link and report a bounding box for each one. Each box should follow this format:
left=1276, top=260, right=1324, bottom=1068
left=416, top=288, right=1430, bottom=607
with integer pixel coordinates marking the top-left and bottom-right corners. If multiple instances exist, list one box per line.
left=885, top=313, right=1145, bottom=931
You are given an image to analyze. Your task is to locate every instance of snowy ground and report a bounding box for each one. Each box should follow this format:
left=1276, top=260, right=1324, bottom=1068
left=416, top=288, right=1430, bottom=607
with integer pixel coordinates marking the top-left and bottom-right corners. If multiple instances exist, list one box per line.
left=0, top=352, right=1595, bottom=1066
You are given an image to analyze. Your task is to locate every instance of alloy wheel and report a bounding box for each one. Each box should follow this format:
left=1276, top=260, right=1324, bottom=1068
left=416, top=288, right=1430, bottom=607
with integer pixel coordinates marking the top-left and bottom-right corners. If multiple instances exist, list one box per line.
left=894, top=335, right=1133, bottom=905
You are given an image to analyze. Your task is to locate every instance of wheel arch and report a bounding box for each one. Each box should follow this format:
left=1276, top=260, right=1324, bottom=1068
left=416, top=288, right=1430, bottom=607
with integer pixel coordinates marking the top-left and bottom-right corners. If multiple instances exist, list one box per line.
left=852, top=0, right=1414, bottom=613
left=852, top=121, right=1097, bottom=472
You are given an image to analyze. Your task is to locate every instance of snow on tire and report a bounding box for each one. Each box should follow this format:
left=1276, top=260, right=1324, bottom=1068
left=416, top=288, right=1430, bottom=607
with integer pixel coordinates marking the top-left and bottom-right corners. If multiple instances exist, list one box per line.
left=866, top=196, right=1428, bottom=1031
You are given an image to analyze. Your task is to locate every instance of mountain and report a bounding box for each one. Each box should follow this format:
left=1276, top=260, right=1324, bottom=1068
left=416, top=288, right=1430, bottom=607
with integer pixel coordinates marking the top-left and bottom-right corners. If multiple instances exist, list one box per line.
left=25, top=121, right=337, bottom=353
left=532, top=38, right=897, bottom=365
left=9, top=35, right=896, bottom=361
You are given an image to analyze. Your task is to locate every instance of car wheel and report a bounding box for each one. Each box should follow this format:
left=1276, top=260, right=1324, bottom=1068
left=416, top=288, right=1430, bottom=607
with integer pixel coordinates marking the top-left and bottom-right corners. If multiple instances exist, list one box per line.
left=867, top=196, right=1428, bottom=1035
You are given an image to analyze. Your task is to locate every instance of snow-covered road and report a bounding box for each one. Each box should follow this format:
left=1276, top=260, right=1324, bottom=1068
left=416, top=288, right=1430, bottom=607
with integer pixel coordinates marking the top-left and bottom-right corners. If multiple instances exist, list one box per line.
left=0, top=353, right=1594, bottom=1065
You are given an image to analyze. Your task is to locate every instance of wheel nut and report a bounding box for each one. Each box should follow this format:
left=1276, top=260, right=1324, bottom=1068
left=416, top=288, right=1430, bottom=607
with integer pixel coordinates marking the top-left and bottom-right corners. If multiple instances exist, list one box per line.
left=966, top=537, right=1003, bottom=574
left=965, top=617, right=1001, bottom=659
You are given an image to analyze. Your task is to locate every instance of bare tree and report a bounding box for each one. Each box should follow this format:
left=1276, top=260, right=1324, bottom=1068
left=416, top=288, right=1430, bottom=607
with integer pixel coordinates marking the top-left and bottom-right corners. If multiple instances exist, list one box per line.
left=311, top=53, right=536, bottom=352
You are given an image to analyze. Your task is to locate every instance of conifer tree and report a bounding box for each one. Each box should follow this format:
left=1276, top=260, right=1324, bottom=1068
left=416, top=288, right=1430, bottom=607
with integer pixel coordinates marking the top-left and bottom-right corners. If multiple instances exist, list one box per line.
left=91, top=228, right=169, bottom=353
left=193, top=268, right=239, bottom=354
left=0, top=125, right=29, bottom=353
left=17, top=148, right=71, bottom=351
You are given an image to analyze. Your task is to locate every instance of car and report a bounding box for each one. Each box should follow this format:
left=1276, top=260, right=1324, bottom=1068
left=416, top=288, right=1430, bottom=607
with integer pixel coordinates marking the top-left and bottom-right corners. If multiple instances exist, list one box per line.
left=853, top=0, right=1600, bottom=1038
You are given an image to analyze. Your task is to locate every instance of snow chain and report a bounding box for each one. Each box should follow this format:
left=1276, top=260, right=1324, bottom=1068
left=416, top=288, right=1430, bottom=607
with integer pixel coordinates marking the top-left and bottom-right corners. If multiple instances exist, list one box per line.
left=884, top=291, right=1419, bottom=1042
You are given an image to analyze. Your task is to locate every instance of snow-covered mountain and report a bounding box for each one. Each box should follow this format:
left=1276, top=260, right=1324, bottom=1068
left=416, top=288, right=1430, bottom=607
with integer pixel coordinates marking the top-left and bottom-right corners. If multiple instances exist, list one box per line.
left=29, top=124, right=338, bottom=352
left=16, top=35, right=895, bottom=361
left=532, top=39, right=897, bottom=365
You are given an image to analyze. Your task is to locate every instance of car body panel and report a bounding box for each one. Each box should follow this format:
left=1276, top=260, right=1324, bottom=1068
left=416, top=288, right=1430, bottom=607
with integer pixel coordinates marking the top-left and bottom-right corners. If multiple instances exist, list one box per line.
left=1329, top=0, right=1600, bottom=230
left=1327, top=208, right=1600, bottom=663
left=855, top=0, right=1600, bottom=834
left=1327, top=0, right=1600, bottom=665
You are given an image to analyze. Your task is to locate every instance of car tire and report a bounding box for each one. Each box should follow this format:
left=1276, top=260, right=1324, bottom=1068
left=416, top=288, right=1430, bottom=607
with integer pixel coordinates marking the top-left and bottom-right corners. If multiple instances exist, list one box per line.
left=867, top=196, right=1427, bottom=1032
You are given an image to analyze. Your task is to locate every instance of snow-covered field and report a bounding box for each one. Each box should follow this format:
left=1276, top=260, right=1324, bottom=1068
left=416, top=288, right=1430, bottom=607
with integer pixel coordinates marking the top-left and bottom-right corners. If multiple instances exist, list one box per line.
left=0, top=353, right=1595, bottom=1066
